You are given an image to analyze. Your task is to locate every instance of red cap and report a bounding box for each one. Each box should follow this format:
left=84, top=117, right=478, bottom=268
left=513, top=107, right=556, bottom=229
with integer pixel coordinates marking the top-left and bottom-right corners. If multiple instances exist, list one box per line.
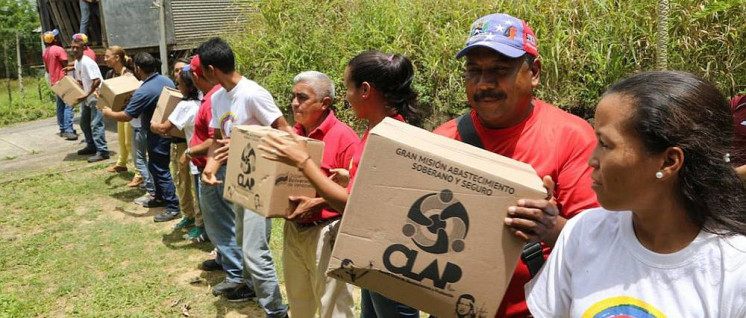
left=190, top=55, right=203, bottom=77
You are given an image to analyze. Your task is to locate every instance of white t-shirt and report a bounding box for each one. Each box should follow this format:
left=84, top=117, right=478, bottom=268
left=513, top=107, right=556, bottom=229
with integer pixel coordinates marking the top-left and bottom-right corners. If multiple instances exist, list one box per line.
left=209, top=77, right=282, bottom=138
left=169, top=99, right=200, bottom=174
left=525, top=208, right=746, bottom=318
left=73, top=55, right=102, bottom=102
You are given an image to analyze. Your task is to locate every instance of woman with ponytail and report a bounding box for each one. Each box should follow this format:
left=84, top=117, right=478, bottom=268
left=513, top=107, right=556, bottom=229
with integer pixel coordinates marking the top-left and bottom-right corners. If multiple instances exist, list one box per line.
left=526, top=71, right=746, bottom=317
left=103, top=46, right=148, bottom=189
left=259, top=51, right=422, bottom=317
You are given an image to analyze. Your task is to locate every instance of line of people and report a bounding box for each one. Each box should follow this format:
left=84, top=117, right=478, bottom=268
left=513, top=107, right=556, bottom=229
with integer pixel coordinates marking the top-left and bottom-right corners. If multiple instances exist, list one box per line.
left=42, top=11, right=746, bottom=318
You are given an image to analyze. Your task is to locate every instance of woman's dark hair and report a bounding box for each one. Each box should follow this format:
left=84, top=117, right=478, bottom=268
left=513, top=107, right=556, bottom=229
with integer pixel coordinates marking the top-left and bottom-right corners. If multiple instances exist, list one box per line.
left=604, top=70, right=746, bottom=236
left=178, top=69, right=200, bottom=101
left=347, top=51, right=421, bottom=126
left=196, top=37, right=235, bottom=73
left=133, top=52, right=161, bottom=74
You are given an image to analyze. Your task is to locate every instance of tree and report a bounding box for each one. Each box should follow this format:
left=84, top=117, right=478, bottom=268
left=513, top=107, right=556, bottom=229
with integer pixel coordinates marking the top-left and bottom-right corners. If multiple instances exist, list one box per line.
left=0, top=0, right=40, bottom=97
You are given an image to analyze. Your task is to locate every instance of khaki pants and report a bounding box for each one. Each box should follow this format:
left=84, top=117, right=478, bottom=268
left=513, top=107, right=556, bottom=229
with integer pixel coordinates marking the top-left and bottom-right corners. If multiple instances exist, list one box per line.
left=170, top=142, right=201, bottom=225
left=283, top=219, right=356, bottom=318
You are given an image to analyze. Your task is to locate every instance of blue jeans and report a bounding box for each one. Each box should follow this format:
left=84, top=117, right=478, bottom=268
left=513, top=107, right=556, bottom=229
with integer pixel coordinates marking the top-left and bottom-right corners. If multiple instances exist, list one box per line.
left=361, top=290, right=419, bottom=318
left=78, top=0, right=99, bottom=35
left=79, top=99, right=108, bottom=155
left=236, top=205, right=288, bottom=317
left=132, top=127, right=155, bottom=196
left=56, top=96, right=74, bottom=133
left=199, top=165, right=245, bottom=284
left=146, top=132, right=178, bottom=212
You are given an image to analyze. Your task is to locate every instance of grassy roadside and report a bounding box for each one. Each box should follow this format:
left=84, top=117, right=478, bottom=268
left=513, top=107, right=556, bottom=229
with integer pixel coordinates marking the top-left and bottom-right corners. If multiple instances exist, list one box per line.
left=0, top=77, right=57, bottom=128
left=0, top=163, right=280, bottom=317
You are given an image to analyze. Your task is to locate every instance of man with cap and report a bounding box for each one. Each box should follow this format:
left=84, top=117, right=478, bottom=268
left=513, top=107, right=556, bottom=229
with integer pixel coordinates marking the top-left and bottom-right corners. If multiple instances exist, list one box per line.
left=69, top=32, right=109, bottom=163
left=433, top=13, right=598, bottom=318
left=42, top=29, right=77, bottom=140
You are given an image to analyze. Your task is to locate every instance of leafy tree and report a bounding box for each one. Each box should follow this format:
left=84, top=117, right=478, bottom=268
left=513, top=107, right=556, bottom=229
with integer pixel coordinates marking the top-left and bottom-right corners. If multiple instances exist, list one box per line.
left=0, top=0, right=39, bottom=97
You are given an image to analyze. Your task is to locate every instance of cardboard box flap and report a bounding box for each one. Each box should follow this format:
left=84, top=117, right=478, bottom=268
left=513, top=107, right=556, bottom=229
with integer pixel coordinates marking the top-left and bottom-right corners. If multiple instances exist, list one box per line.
left=233, top=125, right=319, bottom=144
left=102, top=75, right=140, bottom=94
left=369, top=117, right=547, bottom=196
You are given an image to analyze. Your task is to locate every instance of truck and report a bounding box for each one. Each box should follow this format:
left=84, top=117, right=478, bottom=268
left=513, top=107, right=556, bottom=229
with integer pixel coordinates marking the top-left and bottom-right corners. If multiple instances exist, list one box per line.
left=36, top=0, right=256, bottom=66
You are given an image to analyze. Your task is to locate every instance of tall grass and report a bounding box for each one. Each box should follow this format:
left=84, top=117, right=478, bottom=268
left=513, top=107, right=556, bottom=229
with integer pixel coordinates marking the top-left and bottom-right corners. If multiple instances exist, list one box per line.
left=230, top=0, right=745, bottom=129
left=0, top=77, right=56, bottom=127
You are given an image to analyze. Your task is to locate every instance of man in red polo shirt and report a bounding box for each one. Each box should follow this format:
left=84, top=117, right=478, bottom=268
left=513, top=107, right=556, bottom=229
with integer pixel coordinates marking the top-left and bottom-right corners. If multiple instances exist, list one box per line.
left=731, top=94, right=746, bottom=180
left=42, top=29, right=77, bottom=140
left=282, top=71, right=359, bottom=318
left=433, top=13, right=599, bottom=318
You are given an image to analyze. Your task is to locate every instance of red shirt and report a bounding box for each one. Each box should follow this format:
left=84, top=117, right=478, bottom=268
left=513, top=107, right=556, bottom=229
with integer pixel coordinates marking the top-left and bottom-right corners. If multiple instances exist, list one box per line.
left=348, top=114, right=405, bottom=186
left=190, top=85, right=220, bottom=168
left=731, top=94, right=746, bottom=166
left=294, top=110, right=359, bottom=223
left=42, top=45, right=67, bottom=85
left=433, top=99, right=599, bottom=318
left=84, top=47, right=96, bottom=61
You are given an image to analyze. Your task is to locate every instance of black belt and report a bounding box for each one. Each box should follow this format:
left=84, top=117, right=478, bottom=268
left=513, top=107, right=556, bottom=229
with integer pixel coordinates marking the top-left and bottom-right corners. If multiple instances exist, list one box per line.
left=172, top=137, right=187, bottom=143
left=295, top=215, right=341, bottom=228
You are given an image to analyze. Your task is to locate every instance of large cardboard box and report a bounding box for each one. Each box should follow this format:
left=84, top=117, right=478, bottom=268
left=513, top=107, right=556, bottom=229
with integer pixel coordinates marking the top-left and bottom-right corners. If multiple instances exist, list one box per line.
left=51, top=76, right=86, bottom=106
left=326, top=117, right=547, bottom=317
left=150, top=87, right=185, bottom=138
left=97, top=75, right=140, bottom=111
left=223, top=125, right=325, bottom=218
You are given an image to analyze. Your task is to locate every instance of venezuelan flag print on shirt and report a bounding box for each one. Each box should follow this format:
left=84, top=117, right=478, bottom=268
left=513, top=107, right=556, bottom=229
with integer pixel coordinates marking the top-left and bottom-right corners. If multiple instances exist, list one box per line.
left=219, top=111, right=236, bottom=137
left=582, top=296, right=666, bottom=318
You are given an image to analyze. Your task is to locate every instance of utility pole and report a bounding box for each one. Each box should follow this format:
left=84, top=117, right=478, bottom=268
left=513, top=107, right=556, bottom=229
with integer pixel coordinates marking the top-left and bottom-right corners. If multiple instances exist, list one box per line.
left=16, top=32, right=23, bottom=95
left=154, top=0, right=169, bottom=76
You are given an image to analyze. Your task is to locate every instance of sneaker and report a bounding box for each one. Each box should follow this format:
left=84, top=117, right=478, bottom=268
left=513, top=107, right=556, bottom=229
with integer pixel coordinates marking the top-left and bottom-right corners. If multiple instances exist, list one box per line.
left=212, top=280, right=243, bottom=296
left=173, top=217, right=195, bottom=230
left=133, top=194, right=154, bottom=206
left=184, top=226, right=205, bottom=240
left=107, top=165, right=128, bottom=173
left=153, top=210, right=181, bottom=222
left=126, top=176, right=144, bottom=187
left=143, top=199, right=166, bottom=208
left=77, top=147, right=96, bottom=155
left=225, top=285, right=257, bottom=303
left=63, top=132, right=78, bottom=140
left=200, top=259, right=222, bottom=272
left=87, top=153, right=110, bottom=163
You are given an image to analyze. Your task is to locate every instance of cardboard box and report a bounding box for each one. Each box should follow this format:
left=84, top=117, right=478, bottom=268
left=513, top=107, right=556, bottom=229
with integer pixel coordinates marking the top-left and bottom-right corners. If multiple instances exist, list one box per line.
left=97, top=75, right=140, bottom=111
left=51, top=76, right=86, bottom=106
left=150, top=87, right=185, bottom=138
left=223, top=125, right=325, bottom=218
left=326, top=117, right=547, bottom=317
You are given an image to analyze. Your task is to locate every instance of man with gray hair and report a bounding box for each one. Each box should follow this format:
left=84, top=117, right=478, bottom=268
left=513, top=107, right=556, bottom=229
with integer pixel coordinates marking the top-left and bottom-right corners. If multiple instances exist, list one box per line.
left=282, top=71, right=359, bottom=317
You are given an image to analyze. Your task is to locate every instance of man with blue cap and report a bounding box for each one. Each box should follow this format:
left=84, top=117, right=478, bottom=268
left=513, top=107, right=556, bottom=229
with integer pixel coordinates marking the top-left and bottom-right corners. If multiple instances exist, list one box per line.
left=42, top=29, right=77, bottom=140
left=434, top=13, right=599, bottom=318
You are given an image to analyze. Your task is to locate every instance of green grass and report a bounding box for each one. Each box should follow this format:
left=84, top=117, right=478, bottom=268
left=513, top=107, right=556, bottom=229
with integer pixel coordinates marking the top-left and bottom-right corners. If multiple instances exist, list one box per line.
left=0, top=77, right=57, bottom=128
left=0, top=164, right=281, bottom=317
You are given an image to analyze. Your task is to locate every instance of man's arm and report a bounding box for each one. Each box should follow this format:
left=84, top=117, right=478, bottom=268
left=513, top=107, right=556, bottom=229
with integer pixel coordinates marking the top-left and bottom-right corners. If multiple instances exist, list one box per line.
left=201, top=129, right=227, bottom=185
left=271, top=116, right=289, bottom=130
left=736, top=164, right=746, bottom=181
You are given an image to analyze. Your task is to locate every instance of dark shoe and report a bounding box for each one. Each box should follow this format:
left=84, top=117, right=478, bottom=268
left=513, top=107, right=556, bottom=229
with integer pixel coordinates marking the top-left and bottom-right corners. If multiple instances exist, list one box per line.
left=77, top=147, right=96, bottom=155
left=63, top=132, right=78, bottom=140
left=212, top=280, right=243, bottom=296
left=87, top=153, right=110, bottom=163
left=225, top=285, right=256, bottom=303
left=143, top=199, right=166, bottom=208
left=153, top=210, right=180, bottom=222
left=200, top=259, right=222, bottom=272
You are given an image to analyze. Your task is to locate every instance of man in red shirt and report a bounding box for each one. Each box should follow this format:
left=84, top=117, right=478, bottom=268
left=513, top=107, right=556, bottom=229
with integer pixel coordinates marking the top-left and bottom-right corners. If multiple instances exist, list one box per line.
left=42, top=29, right=77, bottom=140
left=282, top=71, right=359, bottom=318
left=433, top=13, right=598, bottom=318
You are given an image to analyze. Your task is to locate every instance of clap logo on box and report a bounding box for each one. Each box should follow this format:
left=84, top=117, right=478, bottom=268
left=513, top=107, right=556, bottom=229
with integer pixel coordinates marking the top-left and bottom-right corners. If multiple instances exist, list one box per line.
left=383, top=189, right=469, bottom=289
left=237, top=142, right=257, bottom=190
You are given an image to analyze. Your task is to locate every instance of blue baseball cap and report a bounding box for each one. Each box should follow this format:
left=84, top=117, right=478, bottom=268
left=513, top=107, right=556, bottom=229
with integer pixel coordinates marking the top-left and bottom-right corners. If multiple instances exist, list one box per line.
left=456, top=13, right=539, bottom=59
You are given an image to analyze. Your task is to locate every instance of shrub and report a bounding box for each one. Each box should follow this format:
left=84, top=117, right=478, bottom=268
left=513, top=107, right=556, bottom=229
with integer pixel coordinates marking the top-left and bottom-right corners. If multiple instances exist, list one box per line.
left=230, top=0, right=746, bottom=130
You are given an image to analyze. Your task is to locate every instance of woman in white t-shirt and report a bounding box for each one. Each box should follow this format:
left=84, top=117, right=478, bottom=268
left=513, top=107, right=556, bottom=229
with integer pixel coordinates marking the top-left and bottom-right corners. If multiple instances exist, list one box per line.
left=525, top=71, right=746, bottom=317
left=151, top=65, right=204, bottom=239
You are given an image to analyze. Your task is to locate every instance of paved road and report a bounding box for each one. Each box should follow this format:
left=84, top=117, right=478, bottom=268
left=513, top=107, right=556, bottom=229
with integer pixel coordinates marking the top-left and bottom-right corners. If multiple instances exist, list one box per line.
left=0, top=115, right=121, bottom=176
